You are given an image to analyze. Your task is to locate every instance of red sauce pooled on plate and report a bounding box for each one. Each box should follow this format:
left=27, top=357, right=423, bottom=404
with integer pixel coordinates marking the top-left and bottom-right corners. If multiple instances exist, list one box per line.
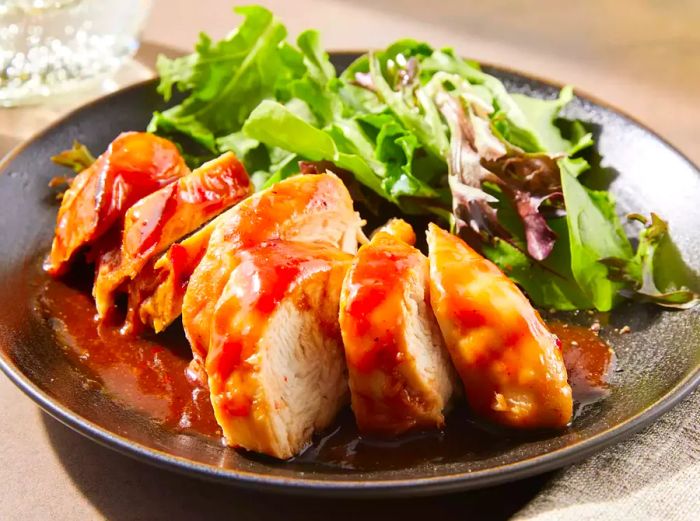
left=549, top=321, right=617, bottom=405
left=37, top=270, right=616, bottom=470
left=40, top=272, right=221, bottom=437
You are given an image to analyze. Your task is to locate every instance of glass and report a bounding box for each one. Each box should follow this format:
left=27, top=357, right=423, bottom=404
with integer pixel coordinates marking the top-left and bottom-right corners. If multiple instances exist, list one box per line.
left=0, top=0, right=152, bottom=106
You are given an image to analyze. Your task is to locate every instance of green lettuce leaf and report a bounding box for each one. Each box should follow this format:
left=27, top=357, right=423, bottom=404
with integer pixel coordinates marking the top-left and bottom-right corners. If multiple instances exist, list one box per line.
left=512, top=86, right=593, bottom=154
left=422, top=49, right=545, bottom=152
left=243, top=100, right=384, bottom=195
left=51, top=140, right=96, bottom=173
left=559, top=157, right=632, bottom=311
left=146, top=9, right=697, bottom=313
left=602, top=213, right=700, bottom=308
left=484, top=240, right=592, bottom=310
left=356, top=112, right=441, bottom=200
left=367, top=52, right=449, bottom=161
left=148, top=5, right=292, bottom=152
left=284, top=30, right=341, bottom=126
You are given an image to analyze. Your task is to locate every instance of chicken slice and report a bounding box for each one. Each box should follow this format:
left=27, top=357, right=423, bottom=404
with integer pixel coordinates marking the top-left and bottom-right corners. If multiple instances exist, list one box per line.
left=45, top=132, right=189, bottom=276
left=93, top=152, right=251, bottom=319
left=123, top=215, right=221, bottom=335
left=207, top=241, right=352, bottom=459
left=183, top=173, right=362, bottom=367
left=426, top=223, right=573, bottom=429
left=339, top=219, right=455, bottom=435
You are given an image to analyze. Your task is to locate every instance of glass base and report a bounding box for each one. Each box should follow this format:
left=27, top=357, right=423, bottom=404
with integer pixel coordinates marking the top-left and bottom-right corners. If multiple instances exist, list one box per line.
left=0, top=49, right=136, bottom=107
left=0, top=0, right=151, bottom=107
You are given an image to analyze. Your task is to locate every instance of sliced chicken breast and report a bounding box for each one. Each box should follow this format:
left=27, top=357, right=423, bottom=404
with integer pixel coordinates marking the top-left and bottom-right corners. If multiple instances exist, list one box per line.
left=45, top=132, right=189, bottom=276
left=93, top=152, right=251, bottom=319
left=207, top=241, right=352, bottom=459
left=123, top=214, right=221, bottom=335
left=183, top=173, right=362, bottom=367
left=426, top=223, right=573, bottom=429
left=339, top=219, right=455, bottom=435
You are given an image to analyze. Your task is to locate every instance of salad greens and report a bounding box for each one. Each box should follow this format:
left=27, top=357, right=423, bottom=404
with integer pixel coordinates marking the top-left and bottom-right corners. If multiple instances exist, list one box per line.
left=146, top=4, right=698, bottom=312
left=51, top=140, right=96, bottom=173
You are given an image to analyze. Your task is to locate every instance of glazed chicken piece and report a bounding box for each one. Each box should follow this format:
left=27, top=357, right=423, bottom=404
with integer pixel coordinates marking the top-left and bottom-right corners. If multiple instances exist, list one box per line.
left=339, top=219, right=455, bottom=435
left=208, top=241, right=352, bottom=459
left=45, top=132, right=189, bottom=276
left=426, top=223, right=573, bottom=429
left=93, top=152, right=251, bottom=319
left=123, top=215, right=221, bottom=334
left=183, top=173, right=363, bottom=368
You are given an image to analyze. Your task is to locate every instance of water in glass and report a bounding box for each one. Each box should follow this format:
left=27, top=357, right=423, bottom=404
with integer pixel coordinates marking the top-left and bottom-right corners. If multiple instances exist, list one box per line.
left=0, top=0, right=152, bottom=106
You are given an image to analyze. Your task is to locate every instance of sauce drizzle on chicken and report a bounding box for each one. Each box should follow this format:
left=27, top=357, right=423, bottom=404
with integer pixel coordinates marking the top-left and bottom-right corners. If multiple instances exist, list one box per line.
left=38, top=263, right=614, bottom=467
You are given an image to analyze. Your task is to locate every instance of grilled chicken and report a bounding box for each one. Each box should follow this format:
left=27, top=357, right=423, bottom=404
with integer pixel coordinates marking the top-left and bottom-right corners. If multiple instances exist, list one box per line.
left=426, top=223, right=573, bottom=429
left=93, top=152, right=250, bottom=319
left=124, top=215, right=222, bottom=334
left=208, top=241, right=352, bottom=459
left=339, top=219, right=455, bottom=435
left=44, top=132, right=189, bottom=276
left=183, top=173, right=363, bottom=368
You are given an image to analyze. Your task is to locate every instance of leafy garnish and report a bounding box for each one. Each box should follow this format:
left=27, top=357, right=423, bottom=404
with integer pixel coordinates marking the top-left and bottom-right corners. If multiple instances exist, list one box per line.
left=602, top=213, right=700, bottom=309
left=51, top=140, right=96, bottom=174
left=147, top=5, right=698, bottom=312
left=558, top=158, right=632, bottom=311
left=431, top=83, right=506, bottom=243
left=431, top=75, right=563, bottom=262
left=149, top=5, right=291, bottom=152
left=243, top=100, right=384, bottom=196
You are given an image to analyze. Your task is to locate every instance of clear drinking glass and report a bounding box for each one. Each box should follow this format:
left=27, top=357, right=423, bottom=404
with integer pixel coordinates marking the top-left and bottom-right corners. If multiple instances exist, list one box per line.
left=0, top=0, right=152, bottom=106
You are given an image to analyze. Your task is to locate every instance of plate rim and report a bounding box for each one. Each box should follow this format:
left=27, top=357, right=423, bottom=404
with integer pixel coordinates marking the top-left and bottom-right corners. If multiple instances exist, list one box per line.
left=2, top=346, right=698, bottom=497
left=1, top=56, right=699, bottom=497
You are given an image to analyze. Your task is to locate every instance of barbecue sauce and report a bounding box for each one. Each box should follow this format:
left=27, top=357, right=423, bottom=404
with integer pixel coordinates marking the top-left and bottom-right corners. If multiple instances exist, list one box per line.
left=38, top=271, right=615, bottom=470
left=40, top=271, right=221, bottom=437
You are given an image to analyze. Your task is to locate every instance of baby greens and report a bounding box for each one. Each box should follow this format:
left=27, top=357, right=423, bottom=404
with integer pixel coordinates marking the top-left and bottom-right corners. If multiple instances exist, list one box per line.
left=148, top=4, right=698, bottom=312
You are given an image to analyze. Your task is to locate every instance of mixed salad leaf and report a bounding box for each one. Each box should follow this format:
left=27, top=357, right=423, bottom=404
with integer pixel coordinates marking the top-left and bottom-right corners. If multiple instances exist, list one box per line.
left=51, top=140, right=95, bottom=173
left=142, top=4, right=698, bottom=312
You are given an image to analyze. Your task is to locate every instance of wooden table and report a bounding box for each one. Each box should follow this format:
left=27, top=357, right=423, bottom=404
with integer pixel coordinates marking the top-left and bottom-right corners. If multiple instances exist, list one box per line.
left=1, top=1, right=698, bottom=519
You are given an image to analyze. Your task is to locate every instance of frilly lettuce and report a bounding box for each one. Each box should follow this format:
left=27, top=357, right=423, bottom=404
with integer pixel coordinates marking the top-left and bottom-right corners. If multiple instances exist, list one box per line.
left=148, top=4, right=697, bottom=311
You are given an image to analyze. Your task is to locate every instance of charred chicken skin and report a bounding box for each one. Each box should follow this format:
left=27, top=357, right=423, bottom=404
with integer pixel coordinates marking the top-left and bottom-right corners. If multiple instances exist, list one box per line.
left=339, top=219, right=455, bottom=435
left=183, top=173, right=363, bottom=368
left=93, top=152, right=250, bottom=319
left=426, top=223, right=573, bottom=429
left=45, top=132, right=189, bottom=276
left=208, top=241, right=352, bottom=459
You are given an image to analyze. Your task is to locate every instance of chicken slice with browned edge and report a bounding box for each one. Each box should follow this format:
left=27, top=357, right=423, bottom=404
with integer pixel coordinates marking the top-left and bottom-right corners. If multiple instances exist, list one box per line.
left=426, top=223, right=573, bottom=429
left=44, top=132, right=189, bottom=276
left=123, top=216, right=221, bottom=335
left=183, top=173, right=363, bottom=369
left=339, top=219, right=455, bottom=435
left=93, top=152, right=251, bottom=319
left=207, top=241, right=352, bottom=459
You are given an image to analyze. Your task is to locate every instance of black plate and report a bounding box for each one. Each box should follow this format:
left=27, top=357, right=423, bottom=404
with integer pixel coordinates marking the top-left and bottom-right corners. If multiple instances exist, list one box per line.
left=0, top=53, right=699, bottom=497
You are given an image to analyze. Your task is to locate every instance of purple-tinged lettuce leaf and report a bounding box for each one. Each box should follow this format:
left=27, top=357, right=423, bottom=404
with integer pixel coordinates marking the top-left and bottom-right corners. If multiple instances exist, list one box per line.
left=483, top=153, right=563, bottom=259
left=433, top=87, right=508, bottom=241
left=434, top=80, right=566, bottom=261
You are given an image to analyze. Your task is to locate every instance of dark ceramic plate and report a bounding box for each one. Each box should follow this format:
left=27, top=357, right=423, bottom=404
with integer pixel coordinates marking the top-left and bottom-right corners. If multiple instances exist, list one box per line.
left=0, top=53, right=699, bottom=497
